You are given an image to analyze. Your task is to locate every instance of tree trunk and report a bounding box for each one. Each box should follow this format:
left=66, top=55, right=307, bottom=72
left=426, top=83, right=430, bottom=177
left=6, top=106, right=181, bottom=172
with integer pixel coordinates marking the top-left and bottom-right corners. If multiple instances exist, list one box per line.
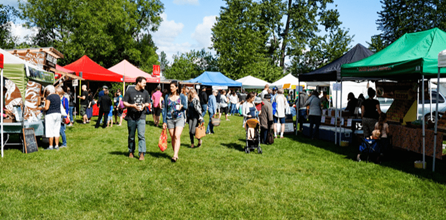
left=280, top=0, right=292, bottom=68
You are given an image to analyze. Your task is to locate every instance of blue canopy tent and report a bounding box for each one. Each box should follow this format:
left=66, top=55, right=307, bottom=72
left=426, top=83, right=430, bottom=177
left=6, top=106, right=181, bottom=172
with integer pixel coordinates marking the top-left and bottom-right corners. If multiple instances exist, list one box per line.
left=185, top=71, right=242, bottom=88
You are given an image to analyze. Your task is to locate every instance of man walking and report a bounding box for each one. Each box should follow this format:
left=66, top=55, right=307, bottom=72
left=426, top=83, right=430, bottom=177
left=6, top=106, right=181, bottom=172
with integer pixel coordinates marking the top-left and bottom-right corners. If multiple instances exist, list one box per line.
left=123, top=77, right=150, bottom=160
left=199, top=86, right=208, bottom=123
left=95, top=89, right=112, bottom=129
left=77, top=84, right=89, bottom=124
left=67, top=87, right=75, bottom=126
left=259, top=94, right=273, bottom=144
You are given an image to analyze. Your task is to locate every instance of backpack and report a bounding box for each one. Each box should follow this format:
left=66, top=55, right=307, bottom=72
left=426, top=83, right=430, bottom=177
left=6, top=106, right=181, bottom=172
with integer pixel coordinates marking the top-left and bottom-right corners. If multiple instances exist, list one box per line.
left=272, top=102, right=277, bottom=116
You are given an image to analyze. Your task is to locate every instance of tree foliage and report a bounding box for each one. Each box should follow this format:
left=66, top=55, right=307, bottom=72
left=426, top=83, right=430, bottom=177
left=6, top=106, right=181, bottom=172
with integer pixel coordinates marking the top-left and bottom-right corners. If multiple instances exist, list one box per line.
left=366, top=35, right=386, bottom=53
left=163, top=49, right=218, bottom=80
left=19, top=0, right=164, bottom=69
left=0, top=4, right=18, bottom=49
left=376, top=0, right=446, bottom=46
left=212, top=0, right=352, bottom=81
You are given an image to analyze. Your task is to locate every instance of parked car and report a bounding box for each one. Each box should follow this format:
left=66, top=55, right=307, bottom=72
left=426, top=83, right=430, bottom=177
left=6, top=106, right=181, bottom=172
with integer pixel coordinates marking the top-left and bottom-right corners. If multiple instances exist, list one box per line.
left=379, top=90, right=446, bottom=122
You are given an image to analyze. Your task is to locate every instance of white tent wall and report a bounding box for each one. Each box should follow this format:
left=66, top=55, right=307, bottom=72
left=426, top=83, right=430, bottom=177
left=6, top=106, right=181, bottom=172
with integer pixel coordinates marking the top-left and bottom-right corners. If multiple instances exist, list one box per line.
left=330, top=81, right=375, bottom=109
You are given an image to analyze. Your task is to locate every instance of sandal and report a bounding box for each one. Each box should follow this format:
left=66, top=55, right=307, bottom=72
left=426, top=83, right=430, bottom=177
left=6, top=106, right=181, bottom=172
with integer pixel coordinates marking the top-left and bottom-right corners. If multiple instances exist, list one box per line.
left=171, top=157, right=178, bottom=162
left=197, top=140, right=202, bottom=148
left=191, top=144, right=195, bottom=148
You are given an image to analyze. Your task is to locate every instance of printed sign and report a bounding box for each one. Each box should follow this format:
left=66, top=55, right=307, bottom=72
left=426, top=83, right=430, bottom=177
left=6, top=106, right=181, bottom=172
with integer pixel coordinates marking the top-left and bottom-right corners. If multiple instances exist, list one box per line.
left=46, top=53, right=57, bottom=68
left=347, top=119, right=352, bottom=127
left=72, top=79, right=78, bottom=87
left=341, top=118, right=345, bottom=126
left=153, top=65, right=160, bottom=76
left=330, top=117, right=336, bottom=125
left=0, top=53, right=3, bottom=69
left=321, top=116, right=325, bottom=123
left=28, top=67, right=54, bottom=84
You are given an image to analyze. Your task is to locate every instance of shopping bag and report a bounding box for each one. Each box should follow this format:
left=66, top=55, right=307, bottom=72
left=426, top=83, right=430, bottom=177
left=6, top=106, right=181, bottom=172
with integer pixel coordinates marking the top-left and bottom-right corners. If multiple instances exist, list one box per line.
left=158, top=129, right=168, bottom=152
left=211, top=116, right=220, bottom=126
left=195, top=123, right=206, bottom=139
left=63, top=117, right=70, bottom=125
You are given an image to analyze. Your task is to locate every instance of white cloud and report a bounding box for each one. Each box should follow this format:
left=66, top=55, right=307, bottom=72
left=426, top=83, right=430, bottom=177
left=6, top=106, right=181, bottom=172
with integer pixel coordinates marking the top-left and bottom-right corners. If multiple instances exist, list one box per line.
left=152, top=13, right=190, bottom=61
left=9, top=22, right=38, bottom=43
left=191, top=15, right=217, bottom=49
left=173, top=0, right=199, bottom=5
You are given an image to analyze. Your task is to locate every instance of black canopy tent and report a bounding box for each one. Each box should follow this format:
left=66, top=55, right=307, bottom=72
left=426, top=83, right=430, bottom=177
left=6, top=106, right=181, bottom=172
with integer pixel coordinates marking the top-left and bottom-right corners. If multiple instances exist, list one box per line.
left=299, top=44, right=374, bottom=82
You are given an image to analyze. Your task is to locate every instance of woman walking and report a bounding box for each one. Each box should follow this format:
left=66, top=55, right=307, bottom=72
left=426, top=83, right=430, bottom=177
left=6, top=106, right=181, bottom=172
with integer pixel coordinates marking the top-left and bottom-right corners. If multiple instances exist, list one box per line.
left=38, top=85, right=61, bottom=150
left=187, top=88, right=203, bottom=148
left=305, top=90, right=322, bottom=140
left=162, top=81, right=188, bottom=162
left=361, top=88, right=381, bottom=138
left=242, top=92, right=258, bottom=127
left=274, top=89, right=287, bottom=138
left=229, top=91, right=238, bottom=115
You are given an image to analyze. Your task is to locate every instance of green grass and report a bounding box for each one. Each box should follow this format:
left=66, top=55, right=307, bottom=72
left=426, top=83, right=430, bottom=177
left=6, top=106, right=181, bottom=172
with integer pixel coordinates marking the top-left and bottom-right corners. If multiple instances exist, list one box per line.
left=1, top=115, right=446, bottom=219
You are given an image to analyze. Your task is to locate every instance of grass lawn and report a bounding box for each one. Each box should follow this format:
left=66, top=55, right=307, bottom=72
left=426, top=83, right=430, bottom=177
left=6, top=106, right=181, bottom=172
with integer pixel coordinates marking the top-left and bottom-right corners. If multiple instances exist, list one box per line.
left=1, top=115, right=446, bottom=219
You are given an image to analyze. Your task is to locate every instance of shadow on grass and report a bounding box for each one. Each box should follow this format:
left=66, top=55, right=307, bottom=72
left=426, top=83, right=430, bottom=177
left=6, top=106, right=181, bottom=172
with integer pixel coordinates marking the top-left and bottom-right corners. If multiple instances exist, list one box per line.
left=221, top=142, right=244, bottom=152
left=288, top=133, right=446, bottom=185
left=147, top=152, right=171, bottom=159
left=109, top=151, right=128, bottom=156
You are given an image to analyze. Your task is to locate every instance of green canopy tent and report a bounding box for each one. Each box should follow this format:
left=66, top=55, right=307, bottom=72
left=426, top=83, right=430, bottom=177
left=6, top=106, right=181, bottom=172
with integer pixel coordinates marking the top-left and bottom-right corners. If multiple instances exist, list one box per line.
left=342, top=28, right=446, bottom=79
left=341, top=28, right=446, bottom=171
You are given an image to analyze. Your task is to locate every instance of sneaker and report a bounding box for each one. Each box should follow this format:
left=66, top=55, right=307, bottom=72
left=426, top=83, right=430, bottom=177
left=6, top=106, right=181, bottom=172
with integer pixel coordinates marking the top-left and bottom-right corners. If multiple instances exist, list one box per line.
left=357, top=154, right=361, bottom=162
left=60, top=145, right=67, bottom=148
left=54, top=146, right=59, bottom=150
left=45, top=147, right=53, bottom=150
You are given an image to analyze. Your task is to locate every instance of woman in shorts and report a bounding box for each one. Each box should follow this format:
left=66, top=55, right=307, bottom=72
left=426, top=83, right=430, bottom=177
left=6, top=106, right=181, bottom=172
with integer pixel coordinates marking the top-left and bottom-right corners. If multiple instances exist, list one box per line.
left=162, top=81, right=188, bottom=162
left=38, top=85, right=61, bottom=150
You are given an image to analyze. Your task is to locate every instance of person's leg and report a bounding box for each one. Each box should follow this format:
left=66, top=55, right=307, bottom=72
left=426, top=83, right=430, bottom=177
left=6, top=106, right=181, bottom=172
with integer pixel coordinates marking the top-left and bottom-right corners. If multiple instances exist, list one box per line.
left=309, top=116, right=315, bottom=139
left=60, top=124, right=67, bottom=146
left=314, top=116, right=321, bottom=139
left=260, top=127, right=266, bottom=144
left=168, top=127, right=175, bottom=151
left=69, top=107, right=74, bottom=125
left=173, top=125, right=184, bottom=160
left=280, top=118, right=285, bottom=138
left=206, top=112, right=213, bottom=134
left=188, top=118, right=195, bottom=146
left=49, top=137, right=54, bottom=148
left=127, top=119, right=137, bottom=157
left=273, top=117, right=278, bottom=137
left=95, top=109, right=104, bottom=128
left=102, top=112, right=109, bottom=128
left=137, top=119, right=146, bottom=160
left=225, top=108, right=229, bottom=120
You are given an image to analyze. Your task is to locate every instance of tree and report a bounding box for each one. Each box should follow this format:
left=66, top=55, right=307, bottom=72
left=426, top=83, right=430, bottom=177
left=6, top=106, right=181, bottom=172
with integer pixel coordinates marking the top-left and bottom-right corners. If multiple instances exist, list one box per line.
left=376, top=0, right=446, bottom=45
left=366, top=35, right=386, bottom=53
left=0, top=4, right=18, bottom=49
left=212, top=0, right=352, bottom=81
left=159, top=51, right=169, bottom=72
left=163, top=49, right=219, bottom=80
left=19, top=0, right=164, bottom=68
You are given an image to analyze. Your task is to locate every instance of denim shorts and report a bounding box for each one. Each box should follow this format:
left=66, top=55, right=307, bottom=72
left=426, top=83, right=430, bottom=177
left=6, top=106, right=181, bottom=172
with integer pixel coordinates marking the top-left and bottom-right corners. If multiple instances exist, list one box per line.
left=166, top=117, right=185, bottom=129
left=274, top=117, right=285, bottom=124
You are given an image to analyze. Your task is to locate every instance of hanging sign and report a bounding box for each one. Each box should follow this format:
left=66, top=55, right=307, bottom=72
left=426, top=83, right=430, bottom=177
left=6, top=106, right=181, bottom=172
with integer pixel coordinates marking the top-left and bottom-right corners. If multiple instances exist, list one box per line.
left=340, top=118, right=345, bottom=126
left=347, top=119, right=352, bottom=127
left=72, top=79, right=78, bottom=87
left=330, top=117, right=336, bottom=125
left=153, top=65, right=160, bottom=76
left=321, top=116, right=325, bottom=123
left=333, top=83, right=342, bottom=91
left=0, top=53, right=3, bottom=69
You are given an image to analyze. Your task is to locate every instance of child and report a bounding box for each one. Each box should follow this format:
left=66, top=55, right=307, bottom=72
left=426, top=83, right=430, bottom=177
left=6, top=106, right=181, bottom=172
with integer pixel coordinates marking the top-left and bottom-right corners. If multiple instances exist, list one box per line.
left=107, top=106, right=113, bottom=127
left=375, top=113, right=390, bottom=154
left=371, top=129, right=381, bottom=140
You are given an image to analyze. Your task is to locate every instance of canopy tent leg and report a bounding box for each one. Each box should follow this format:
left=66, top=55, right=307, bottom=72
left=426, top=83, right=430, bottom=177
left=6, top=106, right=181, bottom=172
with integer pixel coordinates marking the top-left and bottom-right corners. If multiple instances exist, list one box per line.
left=335, top=82, right=338, bottom=145
left=430, top=79, right=433, bottom=120
left=339, top=79, right=343, bottom=144
left=296, top=76, right=300, bottom=136
left=433, top=69, right=440, bottom=172
left=422, top=76, right=426, bottom=169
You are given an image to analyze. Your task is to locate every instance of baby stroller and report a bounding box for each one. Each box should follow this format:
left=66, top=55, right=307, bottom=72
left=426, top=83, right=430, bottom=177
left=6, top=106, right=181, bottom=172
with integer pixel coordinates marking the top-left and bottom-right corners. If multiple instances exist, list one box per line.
left=245, top=119, right=262, bottom=154
left=358, top=137, right=381, bottom=163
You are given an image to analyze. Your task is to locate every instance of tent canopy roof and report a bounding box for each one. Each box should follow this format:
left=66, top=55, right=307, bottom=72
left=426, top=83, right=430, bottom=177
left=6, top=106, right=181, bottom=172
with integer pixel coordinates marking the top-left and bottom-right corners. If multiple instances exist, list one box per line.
left=108, top=59, right=159, bottom=83
left=342, top=28, right=446, bottom=79
left=272, top=73, right=300, bottom=87
left=300, top=44, right=374, bottom=81
left=63, top=55, right=123, bottom=82
left=236, top=75, right=270, bottom=89
left=186, top=71, right=241, bottom=87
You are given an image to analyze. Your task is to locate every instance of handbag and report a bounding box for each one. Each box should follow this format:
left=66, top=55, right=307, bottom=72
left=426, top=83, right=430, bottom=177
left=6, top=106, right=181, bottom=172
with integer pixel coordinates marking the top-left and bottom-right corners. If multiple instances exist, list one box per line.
left=63, top=117, right=70, bottom=124
left=211, top=115, right=220, bottom=126
left=119, top=100, right=125, bottom=109
left=158, top=129, right=168, bottom=152
left=267, top=131, right=274, bottom=144
left=195, top=123, right=206, bottom=139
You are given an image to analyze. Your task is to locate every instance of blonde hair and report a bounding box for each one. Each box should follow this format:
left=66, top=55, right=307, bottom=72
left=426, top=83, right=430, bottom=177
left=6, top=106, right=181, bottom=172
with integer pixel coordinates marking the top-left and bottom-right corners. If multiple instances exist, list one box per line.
left=188, top=88, right=197, bottom=101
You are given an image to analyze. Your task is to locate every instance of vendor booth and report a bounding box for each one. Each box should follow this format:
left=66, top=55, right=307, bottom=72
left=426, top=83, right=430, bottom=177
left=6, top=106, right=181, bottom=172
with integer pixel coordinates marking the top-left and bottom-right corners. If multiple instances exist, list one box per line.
left=1, top=48, right=56, bottom=157
left=236, top=75, right=270, bottom=89
left=185, top=71, right=242, bottom=89
left=342, top=28, right=446, bottom=171
left=63, top=55, right=123, bottom=82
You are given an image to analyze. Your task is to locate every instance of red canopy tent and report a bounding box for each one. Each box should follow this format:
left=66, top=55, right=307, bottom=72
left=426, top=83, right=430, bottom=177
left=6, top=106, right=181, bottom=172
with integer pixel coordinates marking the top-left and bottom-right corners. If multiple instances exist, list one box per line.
left=63, top=55, right=123, bottom=82
left=108, top=59, right=160, bottom=83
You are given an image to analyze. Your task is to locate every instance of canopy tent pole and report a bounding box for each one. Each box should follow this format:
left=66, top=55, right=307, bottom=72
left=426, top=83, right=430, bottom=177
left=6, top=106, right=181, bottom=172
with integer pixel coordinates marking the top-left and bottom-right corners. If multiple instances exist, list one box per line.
left=335, top=82, right=338, bottom=145
left=296, top=75, right=299, bottom=136
left=339, top=78, right=343, bottom=144
left=422, top=76, right=426, bottom=169
left=433, top=69, right=440, bottom=172
left=1, top=68, right=4, bottom=158
left=430, top=79, right=433, bottom=120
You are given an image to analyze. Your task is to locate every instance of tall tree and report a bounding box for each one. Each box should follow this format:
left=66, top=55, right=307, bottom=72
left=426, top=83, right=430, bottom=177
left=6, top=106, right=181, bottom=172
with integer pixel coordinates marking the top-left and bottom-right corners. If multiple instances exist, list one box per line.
left=212, top=0, right=352, bottom=81
left=376, top=0, right=446, bottom=45
left=0, top=4, right=18, bottom=49
left=366, top=35, right=386, bottom=53
left=19, top=0, right=163, bottom=68
left=164, top=49, right=218, bottom=80
left=159, top=51, right=169, bottom=72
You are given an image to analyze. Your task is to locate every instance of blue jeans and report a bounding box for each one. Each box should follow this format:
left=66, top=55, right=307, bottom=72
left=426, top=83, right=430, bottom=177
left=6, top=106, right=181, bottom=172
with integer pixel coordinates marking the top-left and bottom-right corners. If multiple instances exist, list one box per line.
left=69, top=106, right=74, bottom=123
left=201, top=104, right=207, bottom=124
left=206, top=111, right=214, bottom=134
left=230, top=103, right=237, bottom=114
left=60, top=123, right=67, bottom=146
left=127, top=119, right=146, bottom=155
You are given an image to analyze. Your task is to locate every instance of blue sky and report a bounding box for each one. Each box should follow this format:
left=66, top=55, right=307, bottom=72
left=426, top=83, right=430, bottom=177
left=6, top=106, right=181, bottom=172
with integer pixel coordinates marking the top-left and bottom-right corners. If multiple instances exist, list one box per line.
left=6, top=0, right=383, bottom=62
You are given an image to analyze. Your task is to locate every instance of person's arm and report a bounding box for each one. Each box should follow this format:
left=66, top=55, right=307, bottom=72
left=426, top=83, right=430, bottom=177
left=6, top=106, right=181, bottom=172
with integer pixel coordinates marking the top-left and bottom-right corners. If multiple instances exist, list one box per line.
left=39, top=99, right=51, bottom=111
left=123, top=92, right=138, bottom=109
left=162, top=95, right=168, bottom=125
left=97, top=96, right=101, bottom=108
left=304, top=96, right=312, bottom=106
left=242, top=103, right=250, bottom=117
left=194, top=99, right=203, bottom=120
left=385, top=124, right=390, bottom=134
left=376, top=103, right=382, bottom=115
left=180, top=94, right=187, bottom=110
left=361, top=105, right=365, bottom=118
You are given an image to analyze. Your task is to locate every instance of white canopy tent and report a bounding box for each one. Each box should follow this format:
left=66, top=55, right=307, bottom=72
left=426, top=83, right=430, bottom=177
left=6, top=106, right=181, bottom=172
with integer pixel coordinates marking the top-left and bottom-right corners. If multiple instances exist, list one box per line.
left=271, top=73, right=305, bottom=88
left=236, top=75, right=270, bottom=89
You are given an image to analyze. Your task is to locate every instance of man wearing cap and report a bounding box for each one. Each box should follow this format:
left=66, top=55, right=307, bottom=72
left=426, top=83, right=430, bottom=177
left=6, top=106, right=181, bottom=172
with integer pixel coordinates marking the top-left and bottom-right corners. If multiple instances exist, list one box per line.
left=199, top=86, right=208, bottom=123
left=99, top=85, right=108, bottom=98
left=260, top=94, right=273, bottom=144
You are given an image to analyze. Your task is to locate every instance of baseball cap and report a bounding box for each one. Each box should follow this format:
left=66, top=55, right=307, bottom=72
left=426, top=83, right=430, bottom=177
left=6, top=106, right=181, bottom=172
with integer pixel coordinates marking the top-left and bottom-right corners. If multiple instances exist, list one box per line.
left=103, top=85, right=108, bottom=89
left=272, top=87, right=278, bottom=91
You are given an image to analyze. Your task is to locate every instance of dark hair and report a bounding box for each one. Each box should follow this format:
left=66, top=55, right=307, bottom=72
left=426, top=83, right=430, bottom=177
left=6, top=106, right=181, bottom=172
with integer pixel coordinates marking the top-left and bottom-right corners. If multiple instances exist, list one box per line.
left=247, top=92, right=256, bottom=101
left=348, top=92, right=355, bottom=101
left=358, top=94, right=365, bottom=100
left=136, top=76, right=146, bottom=84
left=367, top=88, right=376, bottom=98
left=312, top=90, right=319, bottom=97
left=170, top=81, right=179, bottom=95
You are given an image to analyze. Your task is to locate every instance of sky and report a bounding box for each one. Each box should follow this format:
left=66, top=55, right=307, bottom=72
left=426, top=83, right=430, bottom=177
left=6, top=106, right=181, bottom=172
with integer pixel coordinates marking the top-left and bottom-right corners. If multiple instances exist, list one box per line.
left=6, top=0, right=383, bottom=62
